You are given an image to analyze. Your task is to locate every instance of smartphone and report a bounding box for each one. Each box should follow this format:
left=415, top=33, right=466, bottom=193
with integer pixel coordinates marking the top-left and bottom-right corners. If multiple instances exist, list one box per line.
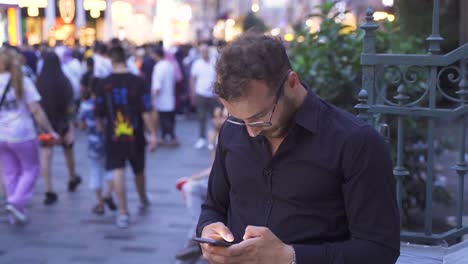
left=193, top=237, right=233, bottom=247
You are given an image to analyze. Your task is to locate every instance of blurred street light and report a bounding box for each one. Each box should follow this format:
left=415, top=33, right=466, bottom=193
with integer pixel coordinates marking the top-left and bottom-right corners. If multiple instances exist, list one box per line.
left=251, top=3, right=260, bottom=13
left=382, top=0, right=394, bottom=7
left=373, top=11, right=395, bottom=22
left=270, top=27, right=280, bottom=36
left=284, top=33, right=294, bottom=42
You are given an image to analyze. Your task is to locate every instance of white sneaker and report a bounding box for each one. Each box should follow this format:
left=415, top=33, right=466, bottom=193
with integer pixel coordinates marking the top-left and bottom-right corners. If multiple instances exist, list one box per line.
left=116, top=214, right=130, bottom=229
left=194, top=138, right=207, bottom=149
left=6, top=204, right=27, bottom=224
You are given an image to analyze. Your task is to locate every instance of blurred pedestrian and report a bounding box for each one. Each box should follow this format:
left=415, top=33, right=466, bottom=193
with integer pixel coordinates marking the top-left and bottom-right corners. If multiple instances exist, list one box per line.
left=0, top=165, right=5, bottom=205
left=190, top=43, right=218, bottom=149
left=61, top=48, right=83, bottom=111
left=151, top=45, right=178, bottom=146
left=95, top=46, right=157, bottom=228
left=36, top=52, right=82, bottom=205
left=175, top=106, right=227, bottom=261
left=93, top=42, right=112, bottom=78
left=0, top=48, right=59, bottom=224
left=78, top=59, right=116, bottom=215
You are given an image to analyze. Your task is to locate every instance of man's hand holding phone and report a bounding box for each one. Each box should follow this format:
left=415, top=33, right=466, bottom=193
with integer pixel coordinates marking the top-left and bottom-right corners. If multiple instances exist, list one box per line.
left=193, top=237, right=233, bottom=247
left=199, top=223, right=295, bottom=264
left=198, top=222, right=235, bottom=261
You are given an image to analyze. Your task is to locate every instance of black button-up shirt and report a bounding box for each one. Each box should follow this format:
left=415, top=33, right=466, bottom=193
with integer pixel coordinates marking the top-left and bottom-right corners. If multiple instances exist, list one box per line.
left=197, top=90, right=400, bottom=264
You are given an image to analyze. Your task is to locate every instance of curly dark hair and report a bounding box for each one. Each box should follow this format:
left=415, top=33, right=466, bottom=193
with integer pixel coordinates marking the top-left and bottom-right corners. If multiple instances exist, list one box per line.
left=214, top=32, right=292, bottom=101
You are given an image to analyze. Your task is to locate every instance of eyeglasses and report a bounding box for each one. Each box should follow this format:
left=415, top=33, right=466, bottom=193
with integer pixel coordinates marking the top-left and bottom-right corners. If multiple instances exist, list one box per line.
left=226, top=72, right=290, bottom=128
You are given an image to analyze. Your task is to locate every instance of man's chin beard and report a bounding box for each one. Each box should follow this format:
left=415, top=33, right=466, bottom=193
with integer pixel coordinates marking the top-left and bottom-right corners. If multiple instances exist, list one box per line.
left=261, top=124, right=289, bottom=138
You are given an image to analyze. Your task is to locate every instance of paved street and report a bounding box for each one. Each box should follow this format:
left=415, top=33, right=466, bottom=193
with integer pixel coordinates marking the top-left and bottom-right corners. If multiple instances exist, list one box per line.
left=0, top=117, right=211, bottom=264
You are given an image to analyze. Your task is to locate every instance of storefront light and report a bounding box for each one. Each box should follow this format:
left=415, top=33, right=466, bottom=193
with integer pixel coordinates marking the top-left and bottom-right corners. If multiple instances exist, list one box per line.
left=226, top=19, right=235, bottom=27
left=112, top=1, right=132, bottom=25
left=84, top=0, right=106, bottom=18
left=19, top=0, right=47, bottom=17
left=27, top=7, right=38, bottom=17
left=175, top=4, right=192, bottom=22
left=19, top=0, right=47, bottom=8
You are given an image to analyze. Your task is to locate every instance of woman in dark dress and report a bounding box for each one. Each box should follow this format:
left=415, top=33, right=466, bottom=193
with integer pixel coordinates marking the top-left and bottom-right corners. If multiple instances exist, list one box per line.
left=36, top=52, right=81, bottom=205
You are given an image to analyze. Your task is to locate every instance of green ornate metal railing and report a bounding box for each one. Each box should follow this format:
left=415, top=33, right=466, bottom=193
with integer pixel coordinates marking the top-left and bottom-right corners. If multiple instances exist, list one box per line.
left=356, top=0, right=468, bottom=244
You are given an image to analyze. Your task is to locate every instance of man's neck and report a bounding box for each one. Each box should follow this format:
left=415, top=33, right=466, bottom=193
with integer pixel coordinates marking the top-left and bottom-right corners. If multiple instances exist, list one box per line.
left=265, top=83, right=308, bottom=155
left=295, top=83, right=308, bottom=108
left=112, top=63, right=128, bottom=73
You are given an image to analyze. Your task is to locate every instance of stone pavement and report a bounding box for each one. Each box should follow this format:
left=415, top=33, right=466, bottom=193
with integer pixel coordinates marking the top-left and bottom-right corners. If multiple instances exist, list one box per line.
left=0, top=117, right=210, bottom=264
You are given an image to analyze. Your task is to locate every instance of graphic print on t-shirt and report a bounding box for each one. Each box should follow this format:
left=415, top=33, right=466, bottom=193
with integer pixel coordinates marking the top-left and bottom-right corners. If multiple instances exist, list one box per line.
left=110, top=87, right=135, bottom=142
left=114, top=110, right=134, bottom=139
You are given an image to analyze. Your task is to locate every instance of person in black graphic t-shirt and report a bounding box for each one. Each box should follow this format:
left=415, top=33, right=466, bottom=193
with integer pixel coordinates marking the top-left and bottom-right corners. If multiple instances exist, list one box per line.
left=95, top=46, right=157, bottom=228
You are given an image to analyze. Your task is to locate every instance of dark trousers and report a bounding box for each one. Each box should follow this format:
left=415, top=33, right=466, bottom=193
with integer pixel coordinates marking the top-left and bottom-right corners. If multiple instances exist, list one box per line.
left=159, top=111, right=176, bottom=140
left=196, top=95, right=218, bottom=138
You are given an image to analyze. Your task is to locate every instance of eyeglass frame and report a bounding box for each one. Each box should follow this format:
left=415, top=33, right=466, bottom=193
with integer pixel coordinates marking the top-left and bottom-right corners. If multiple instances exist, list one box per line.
left=226, top=71, right=291, bottom=128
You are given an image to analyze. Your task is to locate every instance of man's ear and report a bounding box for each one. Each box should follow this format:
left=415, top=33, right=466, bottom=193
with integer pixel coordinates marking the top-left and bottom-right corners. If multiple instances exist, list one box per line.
left=285, top=71, right=298, bottom=92
left=288, top=71, right=299, bottom=89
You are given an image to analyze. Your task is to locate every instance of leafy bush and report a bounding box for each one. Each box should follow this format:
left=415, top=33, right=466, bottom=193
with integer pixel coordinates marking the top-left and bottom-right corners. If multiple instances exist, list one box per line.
left=289, top=1, right=453, bottom=225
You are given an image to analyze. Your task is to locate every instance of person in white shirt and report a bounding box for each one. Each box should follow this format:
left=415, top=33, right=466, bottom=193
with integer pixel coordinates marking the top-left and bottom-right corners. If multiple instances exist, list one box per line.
left=151, top=46, right=178, bottom=146
left=190, top=43, right=218, bottom=149
left=0, top=48, right=58, bottom=225
left=60, top=48, right=83, bottom=106
left=93, top=43, right=112, bottom=78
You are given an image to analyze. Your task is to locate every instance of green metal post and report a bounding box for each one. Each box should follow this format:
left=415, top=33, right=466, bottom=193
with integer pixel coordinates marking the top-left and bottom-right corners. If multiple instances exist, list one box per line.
left=424, top=0, right=444, bottom=237
left=425, top=66, right=437, bottom=236
left=455, top=59, right=468, bottom=228
left=394, top=85, right=410, bottom=213
left=360, top=8, right=378, bottom=125
left=427, top=0, right=444, bottom=54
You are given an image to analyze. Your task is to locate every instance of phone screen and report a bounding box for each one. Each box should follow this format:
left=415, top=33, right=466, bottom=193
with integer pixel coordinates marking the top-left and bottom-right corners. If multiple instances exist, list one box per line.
left=192, top=237, right=233, bottom=247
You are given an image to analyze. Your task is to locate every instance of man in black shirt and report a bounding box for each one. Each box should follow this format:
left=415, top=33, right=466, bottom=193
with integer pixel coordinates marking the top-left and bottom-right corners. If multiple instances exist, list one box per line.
left=196, top=33, right=400, bottom=263
left=95, top=46, right=157, bottom=228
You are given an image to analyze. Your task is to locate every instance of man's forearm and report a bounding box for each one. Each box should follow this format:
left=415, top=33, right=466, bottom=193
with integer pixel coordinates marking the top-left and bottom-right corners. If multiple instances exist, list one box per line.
left=142, top=111, right=157, bottom=135
left=293, top=239, right=399, bottom=264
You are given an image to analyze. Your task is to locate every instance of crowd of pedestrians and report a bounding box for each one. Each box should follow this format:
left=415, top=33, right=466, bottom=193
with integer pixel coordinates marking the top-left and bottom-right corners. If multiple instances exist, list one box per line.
left=0, top=31, right=402, bottom=264
left=0, top=38, right=221, bottom=231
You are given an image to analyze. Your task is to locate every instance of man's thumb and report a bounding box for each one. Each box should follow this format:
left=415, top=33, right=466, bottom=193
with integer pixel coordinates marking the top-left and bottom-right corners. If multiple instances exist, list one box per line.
left=217, top=224, right=234, bottom=242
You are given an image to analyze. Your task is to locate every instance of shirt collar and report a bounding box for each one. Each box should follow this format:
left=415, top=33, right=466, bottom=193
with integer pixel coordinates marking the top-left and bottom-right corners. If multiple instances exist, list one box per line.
left=294, top=83, right=322, bottom=134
